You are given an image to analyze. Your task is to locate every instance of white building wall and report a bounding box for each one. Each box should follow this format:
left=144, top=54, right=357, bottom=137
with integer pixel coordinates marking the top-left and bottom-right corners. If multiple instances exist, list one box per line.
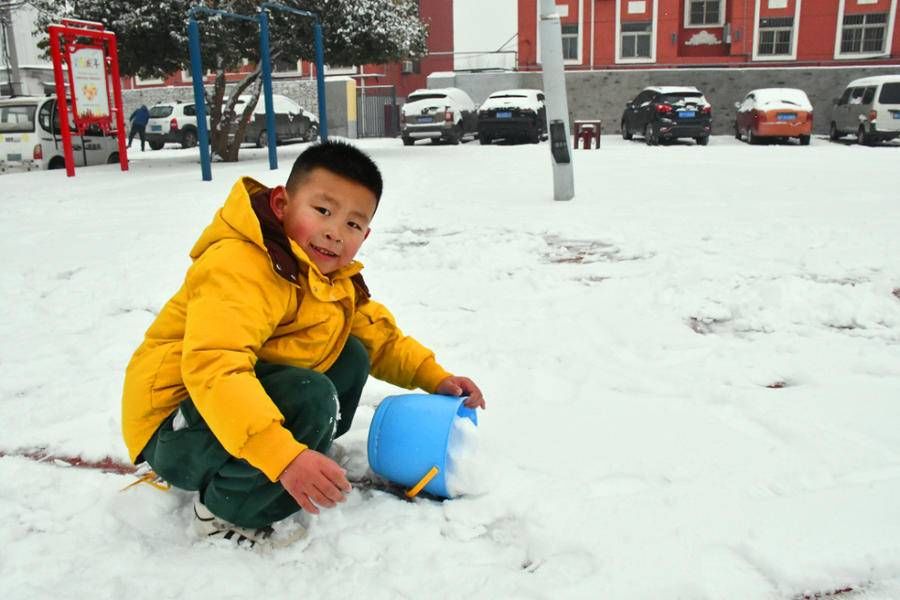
left=452, top=0, right=519, bottom=71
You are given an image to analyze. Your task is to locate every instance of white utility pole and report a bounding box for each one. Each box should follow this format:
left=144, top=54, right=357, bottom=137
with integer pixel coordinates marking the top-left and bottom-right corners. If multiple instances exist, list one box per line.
left=1, top=3, right=25, bottom=96
left=539, top=0, right=574, bottom=201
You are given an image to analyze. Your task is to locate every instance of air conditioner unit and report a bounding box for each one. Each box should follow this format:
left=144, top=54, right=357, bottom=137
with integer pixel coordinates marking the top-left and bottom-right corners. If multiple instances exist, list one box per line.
left=401, top=60, right=414, bottom=74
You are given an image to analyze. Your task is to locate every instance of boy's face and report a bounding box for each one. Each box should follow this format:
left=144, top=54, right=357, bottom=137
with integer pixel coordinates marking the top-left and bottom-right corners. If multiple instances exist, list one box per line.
left=270, top=167, right=377, bottom=275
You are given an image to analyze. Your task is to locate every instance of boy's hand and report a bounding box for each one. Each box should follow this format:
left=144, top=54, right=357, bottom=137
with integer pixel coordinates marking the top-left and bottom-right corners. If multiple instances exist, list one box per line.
left=278, top=449, right=351, bottom=515
left=436, top=376, right=486, bottom=410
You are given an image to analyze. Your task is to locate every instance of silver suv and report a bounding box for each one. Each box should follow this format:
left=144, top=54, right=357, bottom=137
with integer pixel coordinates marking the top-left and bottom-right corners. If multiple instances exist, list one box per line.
left=400, top=88, right=478, bottom=145
left=146, top=101, right=206, bottom=149
left=830, top=75, right=900, bottom=145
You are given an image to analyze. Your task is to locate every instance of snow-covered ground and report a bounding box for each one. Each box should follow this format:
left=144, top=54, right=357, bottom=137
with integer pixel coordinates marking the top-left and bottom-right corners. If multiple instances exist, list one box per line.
left=2, top=135, right=900, bottom=599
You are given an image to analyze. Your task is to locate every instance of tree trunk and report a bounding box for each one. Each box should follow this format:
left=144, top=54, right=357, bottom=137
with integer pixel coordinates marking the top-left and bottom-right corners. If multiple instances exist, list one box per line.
left=206, top=59, right=264, bottom=163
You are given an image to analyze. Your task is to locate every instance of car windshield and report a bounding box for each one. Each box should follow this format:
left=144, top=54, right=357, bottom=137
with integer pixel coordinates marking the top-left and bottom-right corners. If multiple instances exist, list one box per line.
left=660, top=93, right=704, bottom=105
left=0, top=104, right=37, bottom=133
left=879, top=82, right=900, bottom=104
left=408, top=93, right=447, bottom=102
left=149, top=106, right=173, bottom=118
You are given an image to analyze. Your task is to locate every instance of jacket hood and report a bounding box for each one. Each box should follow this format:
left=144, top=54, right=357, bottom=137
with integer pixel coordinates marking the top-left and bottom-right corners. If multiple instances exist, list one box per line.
left=189, top=177, right=365, bottom=287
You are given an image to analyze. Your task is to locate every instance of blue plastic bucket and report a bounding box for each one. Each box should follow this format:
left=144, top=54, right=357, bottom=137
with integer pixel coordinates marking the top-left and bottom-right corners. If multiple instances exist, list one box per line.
left=367, top=393, right=478, bottom=498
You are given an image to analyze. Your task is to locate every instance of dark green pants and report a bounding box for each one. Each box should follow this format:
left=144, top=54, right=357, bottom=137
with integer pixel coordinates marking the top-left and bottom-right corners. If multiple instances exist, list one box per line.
left=141, top=337, right=369, bottom=528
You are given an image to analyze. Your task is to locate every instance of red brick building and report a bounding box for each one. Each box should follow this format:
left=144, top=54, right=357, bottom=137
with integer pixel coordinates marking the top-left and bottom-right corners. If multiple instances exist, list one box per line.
left=517, top=0, right=900, bottom=69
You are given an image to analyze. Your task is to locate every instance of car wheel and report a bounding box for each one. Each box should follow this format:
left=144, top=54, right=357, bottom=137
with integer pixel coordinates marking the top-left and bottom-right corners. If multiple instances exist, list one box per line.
left=621, top=121, right=632, bottom=140
left=479, top=134, right=491, bottom=145
left=256, top=130, right=268, bottom=149
left=696, top=136, right=709, bottom=146
left=148, top=140, right=164, bottom=151
left=107, top=152, right=119, bottom=164
left=48, top=156, right=66, bottom=170
left=402, top=136, right=414, bottom=146
left=181, top=130, right=198, bottom=148
left=644, top=123, right=656, bottom=146
left=856, top=125, right=870, bottom=146
left=305, top=124, right=319, bottom=142
left=799, top=134, right=811, bottom=146
left=747, top=128, right=757, bottom=145
left=448, top=125, right=462, bottom=145
left=829, top=122, right=841, bottom=141
left=734, top=124, right=741, bottom=140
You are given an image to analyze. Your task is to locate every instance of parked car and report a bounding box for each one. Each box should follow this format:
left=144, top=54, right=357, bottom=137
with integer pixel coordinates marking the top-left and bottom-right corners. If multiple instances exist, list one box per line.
left=829, top=74, right=900, bottom=145
left=230, top=93, right=318, bottom=147
left=400, top=87, right=477, bottom=145
left=477, top=89, right=546, bottom=144
left=146, top=101, right=207, bottom=150
left=0, top=95, right=119, bottom=173
left=621, top=86, right=712, bottom=145
left=734, top=88, right=813, bottom=145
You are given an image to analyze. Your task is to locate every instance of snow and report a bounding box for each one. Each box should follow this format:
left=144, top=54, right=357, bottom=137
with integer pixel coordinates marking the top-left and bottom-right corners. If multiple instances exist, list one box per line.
left=481, top=90, right=544, bottom=112
left=685, top=30, right=721, bottom=46
left=2, top=135, right=900, bottom=598
left=750, top=88, right=813, bottom=111
left=445, top=415, right=486, bottom=497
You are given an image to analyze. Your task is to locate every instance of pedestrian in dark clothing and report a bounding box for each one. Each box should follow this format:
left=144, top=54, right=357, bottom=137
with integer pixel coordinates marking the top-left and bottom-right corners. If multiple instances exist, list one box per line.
left=128, top=105, right=150, bottom=151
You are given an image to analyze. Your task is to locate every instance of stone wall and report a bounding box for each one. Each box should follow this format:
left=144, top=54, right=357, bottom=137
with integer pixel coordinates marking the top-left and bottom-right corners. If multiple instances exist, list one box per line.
left=435, top=65, right=900, bottom=135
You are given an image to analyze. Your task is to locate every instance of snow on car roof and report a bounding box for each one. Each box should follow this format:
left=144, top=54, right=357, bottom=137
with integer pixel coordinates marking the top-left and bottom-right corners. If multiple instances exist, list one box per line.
left=645, top=86, right=702, bottom=95
left=0, top=96, right=43, bottom=105
left=481, top=89, right=544, bottom=111
left=407, top=87, right=474, bottom=108
left=748, top=88, right=812, bottom=110
left=847, top=74, right=900, bottom=87
left=488, top=89, right=542, bottom=98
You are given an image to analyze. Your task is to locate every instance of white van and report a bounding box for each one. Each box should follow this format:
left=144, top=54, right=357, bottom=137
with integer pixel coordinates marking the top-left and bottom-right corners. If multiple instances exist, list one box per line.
left=829, top=74, right=900, bottom=145
left=0, top=96, right=120, bottom=173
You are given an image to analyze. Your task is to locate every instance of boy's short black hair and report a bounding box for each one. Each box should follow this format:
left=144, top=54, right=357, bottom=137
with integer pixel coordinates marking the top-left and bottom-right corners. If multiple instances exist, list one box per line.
left=286, top=140, right=383, bottom=206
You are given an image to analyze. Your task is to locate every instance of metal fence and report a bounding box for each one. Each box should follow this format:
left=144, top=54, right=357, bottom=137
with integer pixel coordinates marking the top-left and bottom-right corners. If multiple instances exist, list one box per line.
left=356, top=84, right=398, bottom=138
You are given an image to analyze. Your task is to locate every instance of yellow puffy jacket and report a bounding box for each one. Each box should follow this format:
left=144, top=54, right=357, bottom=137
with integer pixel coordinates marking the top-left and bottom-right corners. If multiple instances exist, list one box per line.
left=122, top=177, right=451, bottom=482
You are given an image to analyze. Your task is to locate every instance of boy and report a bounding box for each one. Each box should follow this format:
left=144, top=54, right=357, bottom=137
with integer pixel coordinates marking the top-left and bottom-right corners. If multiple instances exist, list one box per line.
left=122, top=141, right=484, bottom=546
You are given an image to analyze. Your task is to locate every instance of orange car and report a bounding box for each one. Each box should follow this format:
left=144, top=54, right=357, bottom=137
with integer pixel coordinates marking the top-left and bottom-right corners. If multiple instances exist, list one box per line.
left=734, top=88, right=813, bottom=145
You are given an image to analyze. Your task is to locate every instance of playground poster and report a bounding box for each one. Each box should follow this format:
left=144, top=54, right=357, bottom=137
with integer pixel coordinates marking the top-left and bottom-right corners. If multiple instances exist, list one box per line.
left=70, top=47, right=110, bottom=120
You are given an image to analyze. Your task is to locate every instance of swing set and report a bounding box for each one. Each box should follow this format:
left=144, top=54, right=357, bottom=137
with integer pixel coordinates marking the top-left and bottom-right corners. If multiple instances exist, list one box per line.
left=187, top=2, right=328, bottom=181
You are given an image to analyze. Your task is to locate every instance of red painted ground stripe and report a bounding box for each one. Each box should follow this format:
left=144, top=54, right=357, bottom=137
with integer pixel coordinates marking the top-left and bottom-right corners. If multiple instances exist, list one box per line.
left=0, top=448, right=137, bottom=475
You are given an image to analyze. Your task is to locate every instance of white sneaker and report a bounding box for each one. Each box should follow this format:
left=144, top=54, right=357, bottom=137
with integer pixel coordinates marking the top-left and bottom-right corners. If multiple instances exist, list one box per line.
left=193, top=500, right=310, bottom=550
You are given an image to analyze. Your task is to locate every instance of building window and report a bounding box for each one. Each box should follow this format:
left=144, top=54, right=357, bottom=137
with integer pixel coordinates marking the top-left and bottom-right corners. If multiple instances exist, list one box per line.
left=840, top=13, right=888, bottom=54
left=561, top=24, right=579, bottom=60
left=758, top=17, right=793, bottom=55
left=621, top=22, right=653, bottom=58
left=688, top=0, right=721, bottom=26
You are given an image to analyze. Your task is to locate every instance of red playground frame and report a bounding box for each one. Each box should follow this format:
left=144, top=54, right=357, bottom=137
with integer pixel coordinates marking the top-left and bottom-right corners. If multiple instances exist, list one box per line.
left=47, top=18, right=128, bottom=177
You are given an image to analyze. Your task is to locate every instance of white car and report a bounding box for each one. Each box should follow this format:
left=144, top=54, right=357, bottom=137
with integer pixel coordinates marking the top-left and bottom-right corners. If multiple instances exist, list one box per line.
left=400, top=87, right=477, bottom=145
left=146, top=101, right=207, bottom=150
left=0, top=96, right=120, bottom=173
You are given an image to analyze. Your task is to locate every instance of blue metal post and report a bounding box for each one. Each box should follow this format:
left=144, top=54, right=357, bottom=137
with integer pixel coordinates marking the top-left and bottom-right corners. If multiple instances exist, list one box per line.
left=258, top=11, right=278, bottom=169
left=188, top=16, right=212, bottom=181
left=313, top=20, right=328, bottom=141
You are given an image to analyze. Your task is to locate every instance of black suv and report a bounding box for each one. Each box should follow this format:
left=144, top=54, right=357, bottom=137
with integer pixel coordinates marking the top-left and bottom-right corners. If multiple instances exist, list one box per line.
left=477, top=89, right=547, bottom=144
left=621, top=86, right=712, bottom=146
